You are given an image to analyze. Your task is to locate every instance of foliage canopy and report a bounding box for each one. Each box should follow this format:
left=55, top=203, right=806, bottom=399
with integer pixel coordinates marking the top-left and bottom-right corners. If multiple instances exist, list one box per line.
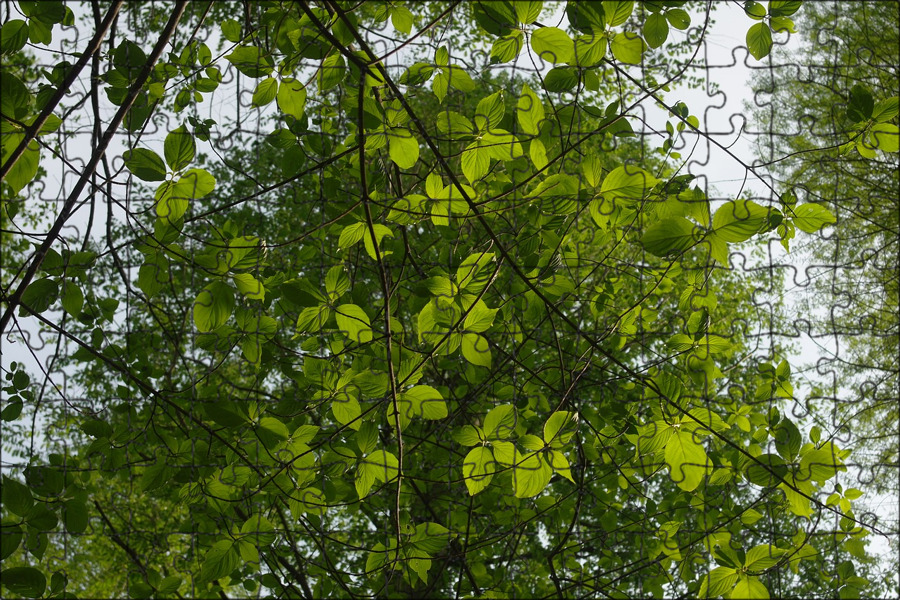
left=1, top=1, right=897, bottom=598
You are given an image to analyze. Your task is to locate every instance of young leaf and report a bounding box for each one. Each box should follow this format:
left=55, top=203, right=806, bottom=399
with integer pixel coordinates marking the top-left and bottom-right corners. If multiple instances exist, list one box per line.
left=226, top=45, right=274, bottom=77
left=664, top=430, right=711, bottom=491
left=193, top=281, right=235, bottom=332
left=198, top=540, right=240, bottom=584
left=530, top=27, right=574, bottom=64
left=124, top=148, right=167, bottom=181
left=483, top=404, right=517, bottom=440
left=610, top=31, right=645, bottom=64
left=335, top=304, right=373, bottom=343
left=277, top=78, right=307, bottom=119
left=164, top=125, right=196, bottom=171
left=251, top=77, right=278, bottom=108
left=388, top=129, right=419, bottom=169
left=643, top=12, right=669, bottom=48
left=512, top=451, right=552, bottom=497
left=462, top=446, right=495, bottom=495
left=746, top=22, right=773, bottom=60
left=461, top=332, right=491, bottom=367
left=791, top=203, right=836, bottom=233
left=641, top=217, right=696, bottom=257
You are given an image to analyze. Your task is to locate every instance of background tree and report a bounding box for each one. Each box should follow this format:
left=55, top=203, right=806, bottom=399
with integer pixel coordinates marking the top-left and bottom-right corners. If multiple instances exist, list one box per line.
left=748, top=0, right=899, bottom=588
left=2, top=1, right=896, bottom=599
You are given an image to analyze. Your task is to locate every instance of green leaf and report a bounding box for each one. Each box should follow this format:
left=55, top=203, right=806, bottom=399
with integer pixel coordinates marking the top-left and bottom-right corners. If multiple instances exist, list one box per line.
left=1, top=567, right=46, bottom=598
left=791, top=203, right=836, bottom=233
left=436, top=111, right=475, bottom=136
left=600, top=165, right=659, bottom=200
left=332, top=395, right=361, bottom=430
left=339, top=222, right=366, bottom=250
left=1, top=20, right=29, bottom=55
left=731, top=576, right=769, bottom=599
left=566, top=1, right=606, bottom=33
left=746, top=22, right=773, bottom=60
left=744, top=1, right=767, bottom=19
left=514, top=0, right=543, bottom=24
left=773, top=418, right=802, bottom=460
left=403, top=385, right=448, bottom=420
left=198, top=540, right=240, bottom=584
left=19, top=277, right=58, bottom=315
left=113, top=40, right=146, bottom=80
left=388, top=128, right=419, bottom=169
left=462, top=447, right=494, bottom=495
left=462, top=333, right=491, bottom=367
left=141, top=461, right=170, bottom=491
left=483, top=404, right=516, bottom=440
left=698, top=566, right=739, bottom=598
left=543, top=411, right=575, bottom=444
left=226, top=45, right=274, bottom=77
left=543, top=67, right=579, bottom=92
left=62, top=499, right=88, bottom=534
left=251, top=77, right=278, bottom=107
left=124, top=148, right=167, bottom=181
left=847, top=85, right=875, bottom=123
left=643, top=12, right=669, bottom=48
left=741, top=508, right=764, bottom=526
left=391, top=5, right=414, bottom=34
left=603, top=1, right=634, bottom=26
left=530, top=27, right=574, bottom=64
left=464, top=301, right=498, bottom=333
left=164, top=125, right=196, bottom=171
left=0, top=524, right=23, bottom=560
left=475, top=91, right=506, bottom=131
left=400, top=62, right=434, bottom=86
left=744, top=453, right=787, bottom=487
left=60, top=281, right=84, bottom=316
left=744, top=544, right=786, bottom=570
left=3, top=138, right=40, bottom=196
left=445, top=64, right=476, bottom=92
left=221, top=19, right=241, bottom=42
left=456, top=251, right=495, bottom=292
left=610, top=31, right=645, bottom=64
left=573, top=33, right=608, bottom=66
left=317, top=53, right=346, bottom=91
left=363, top=224, right=394, bottom=261
left=335, top=304, right=373, bottom=343
left=871, top=123, right=899, bottom=153
left=0, top=72, right=31, bottom=119
left=461, top=143, right=491, bottom=183
left=241, top=514, right=276, bottom=545
left=712, top=200, right=769, bottom=242
left=641, top=217, right=697, bottom=257
left=357, top=450, right=399, bottom=498
left=512, top=451, right=552, bottom=497
left=798, top=448, right=842, bottom=484
left=768, top=1, right=802, bottom=18
left=664, top=430, right=711, bottom=491
left=453, top=425, right=483, bottom=446
left=232, top=273, right=265, bottom=300
left=325, top=265, right=350, bottom=300
left=666, top=8, right=691, bottom=30
left=277, top=78, right=307, bottom=119
left=872, top=96, right=899, bottom=123
left=491, top=31, right=524, bottom=63
left=193, top=281, right=235, bottom=332
left=296, top=304, right=331, bottom=333
left=172, top=168, right=216, bottom=201
left=530, top=138, right=548, bottom=169
left=2, top=476, right=34, bottom=516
